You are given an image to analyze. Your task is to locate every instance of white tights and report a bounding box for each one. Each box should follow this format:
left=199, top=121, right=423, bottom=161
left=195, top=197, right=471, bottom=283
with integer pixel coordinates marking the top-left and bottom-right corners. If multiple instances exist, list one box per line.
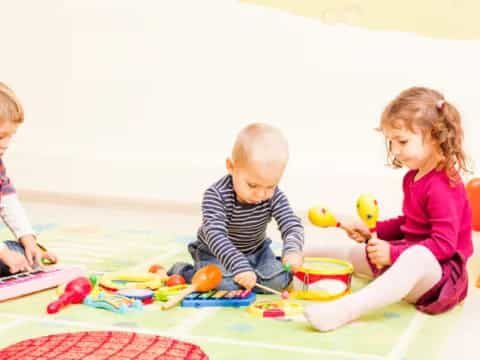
left=303, top=240, right=442, bottom=331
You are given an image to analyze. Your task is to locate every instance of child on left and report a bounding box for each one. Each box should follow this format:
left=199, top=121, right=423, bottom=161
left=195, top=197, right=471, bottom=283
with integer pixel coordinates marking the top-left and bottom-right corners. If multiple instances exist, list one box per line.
left=0, top=82, right=57, bottom=276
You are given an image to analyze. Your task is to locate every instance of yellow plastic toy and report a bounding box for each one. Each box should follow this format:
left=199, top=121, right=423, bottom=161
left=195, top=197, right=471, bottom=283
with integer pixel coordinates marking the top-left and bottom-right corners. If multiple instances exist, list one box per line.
left=99, top=273, right=165, bottom=291
left=308, top=206, right=352, bottom=232
left=356, top=193, right=379, bottom=231
left=154, top=284, right=190, bottom=302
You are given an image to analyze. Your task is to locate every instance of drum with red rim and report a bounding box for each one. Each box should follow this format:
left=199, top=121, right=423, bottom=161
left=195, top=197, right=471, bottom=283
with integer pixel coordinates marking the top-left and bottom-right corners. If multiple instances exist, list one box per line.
left=291, top=257, right=353, bottom=300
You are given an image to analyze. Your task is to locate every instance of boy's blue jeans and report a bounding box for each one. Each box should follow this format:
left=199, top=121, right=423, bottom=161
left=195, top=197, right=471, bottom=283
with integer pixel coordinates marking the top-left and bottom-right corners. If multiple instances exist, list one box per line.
left=0, top=240, right=26, bottom=277
left=168, top=239, right=292, bottom=292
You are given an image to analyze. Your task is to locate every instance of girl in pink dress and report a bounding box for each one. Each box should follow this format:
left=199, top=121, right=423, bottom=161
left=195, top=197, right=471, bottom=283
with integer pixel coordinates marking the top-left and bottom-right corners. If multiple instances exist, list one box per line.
left=305, top=87, right=473, bottom=331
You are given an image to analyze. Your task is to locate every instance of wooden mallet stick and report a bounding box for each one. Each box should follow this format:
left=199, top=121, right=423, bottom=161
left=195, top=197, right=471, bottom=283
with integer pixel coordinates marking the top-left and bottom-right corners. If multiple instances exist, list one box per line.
left=255, top=283, right=289, bottom=299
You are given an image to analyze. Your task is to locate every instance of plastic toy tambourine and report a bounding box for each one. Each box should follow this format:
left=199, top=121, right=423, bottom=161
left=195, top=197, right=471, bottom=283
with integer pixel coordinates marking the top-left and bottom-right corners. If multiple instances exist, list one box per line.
left=247, top=300, right=303, bottom=318
left=117, top=288, right=155, bottom=304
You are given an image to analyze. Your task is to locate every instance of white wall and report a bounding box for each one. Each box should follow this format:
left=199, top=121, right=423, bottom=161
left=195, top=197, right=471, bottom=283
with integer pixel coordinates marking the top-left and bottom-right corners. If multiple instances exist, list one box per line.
left=1, top=0, right=479, bottom=217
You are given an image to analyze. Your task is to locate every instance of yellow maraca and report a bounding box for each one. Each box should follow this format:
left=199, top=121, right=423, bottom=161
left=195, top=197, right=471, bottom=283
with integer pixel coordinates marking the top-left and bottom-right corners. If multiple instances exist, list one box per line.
left=308, top=206, right=353, bottom=233
left=356, top=193, right=379, bottom=232
left=357, top=193, right=384, bottom=269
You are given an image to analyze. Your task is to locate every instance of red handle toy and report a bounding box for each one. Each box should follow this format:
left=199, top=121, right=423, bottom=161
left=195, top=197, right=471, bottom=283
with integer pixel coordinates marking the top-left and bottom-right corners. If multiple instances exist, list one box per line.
left=47, top=276, right=92, bottom=314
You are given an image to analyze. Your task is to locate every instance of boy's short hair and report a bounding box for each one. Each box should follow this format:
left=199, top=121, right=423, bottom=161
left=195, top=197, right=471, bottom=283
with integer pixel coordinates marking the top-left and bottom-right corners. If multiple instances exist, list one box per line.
left=0, top=82, right=24, bottom=124
left=232, top=123, right=289, bottom=167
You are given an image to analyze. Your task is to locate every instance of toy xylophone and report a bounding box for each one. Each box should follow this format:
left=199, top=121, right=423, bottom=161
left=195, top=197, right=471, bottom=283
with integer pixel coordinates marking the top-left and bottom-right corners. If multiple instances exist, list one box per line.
left=181, top=289, right=256, bottom=308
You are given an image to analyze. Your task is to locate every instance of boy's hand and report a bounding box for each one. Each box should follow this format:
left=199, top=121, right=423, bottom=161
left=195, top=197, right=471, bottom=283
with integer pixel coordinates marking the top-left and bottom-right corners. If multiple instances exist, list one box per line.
left=234, top=271, right=257, bottom=290
left=345, top=221, right=372, bottom=243
left=366, top=238, right=391, bottom=267
left=0, top=246, right=32, bottom=273
left=282, top=252, right=303, bottom=272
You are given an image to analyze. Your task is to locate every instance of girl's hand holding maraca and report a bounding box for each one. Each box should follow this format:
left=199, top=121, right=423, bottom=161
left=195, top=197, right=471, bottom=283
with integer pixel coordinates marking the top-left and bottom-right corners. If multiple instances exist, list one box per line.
left=356, top=193, right=385, bottom=269
left=366, top=238, right=391, bottom=267
left=346, top=220, right=372, bottom=243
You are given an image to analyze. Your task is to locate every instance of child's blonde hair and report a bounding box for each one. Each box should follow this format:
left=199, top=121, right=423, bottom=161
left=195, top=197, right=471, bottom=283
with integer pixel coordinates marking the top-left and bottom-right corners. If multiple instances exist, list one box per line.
left=380, top=86, right=470, bottom=184
left=232, top=123, right=289, bottom=167
left=0, top=82, right=24, bottom=124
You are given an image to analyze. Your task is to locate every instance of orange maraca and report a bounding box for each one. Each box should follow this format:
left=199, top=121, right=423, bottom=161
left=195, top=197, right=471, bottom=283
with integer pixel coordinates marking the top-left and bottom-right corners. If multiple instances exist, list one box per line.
left=161, top=264, right=222, bottom=310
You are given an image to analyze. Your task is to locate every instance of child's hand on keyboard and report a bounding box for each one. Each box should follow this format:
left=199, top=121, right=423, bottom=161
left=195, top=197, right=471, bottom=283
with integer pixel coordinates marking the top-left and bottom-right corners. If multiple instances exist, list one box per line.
left=0, top=247, right=32, bottom=273
left=20, top=235, right=58, bottom=267
left=20, top=235, right=43, bottom=267
left=41, top=251, right=58, bottom=265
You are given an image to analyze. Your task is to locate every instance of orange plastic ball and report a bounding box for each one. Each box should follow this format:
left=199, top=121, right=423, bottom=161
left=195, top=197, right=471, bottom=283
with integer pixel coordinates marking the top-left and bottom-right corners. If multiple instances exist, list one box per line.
left=466, top=178, right=480, bottom=231
left=148, top=264, right=164, bottom=274
left=166, top=274, right=186, bottom=287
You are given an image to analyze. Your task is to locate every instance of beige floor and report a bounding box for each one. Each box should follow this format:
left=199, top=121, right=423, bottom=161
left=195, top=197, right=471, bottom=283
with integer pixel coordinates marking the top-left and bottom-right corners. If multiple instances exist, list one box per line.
left=22, top=199, right=480, bottom=360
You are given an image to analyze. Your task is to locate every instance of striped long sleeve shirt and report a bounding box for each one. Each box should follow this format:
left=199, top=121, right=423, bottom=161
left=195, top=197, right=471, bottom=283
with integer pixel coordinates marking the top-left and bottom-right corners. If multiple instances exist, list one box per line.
left=197, top=175, right=304, bottom=275
left=0, top=158, right=36, bottom=250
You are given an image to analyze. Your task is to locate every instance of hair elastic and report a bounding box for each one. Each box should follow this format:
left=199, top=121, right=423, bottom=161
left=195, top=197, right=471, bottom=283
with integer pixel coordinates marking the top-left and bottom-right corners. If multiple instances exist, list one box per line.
left=436, top=100, right=445, bottom=111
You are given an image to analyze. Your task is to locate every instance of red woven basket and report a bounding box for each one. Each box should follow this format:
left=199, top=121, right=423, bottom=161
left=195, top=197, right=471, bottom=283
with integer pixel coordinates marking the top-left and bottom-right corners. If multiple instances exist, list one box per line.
left=0, top=331, right=208, bottom=360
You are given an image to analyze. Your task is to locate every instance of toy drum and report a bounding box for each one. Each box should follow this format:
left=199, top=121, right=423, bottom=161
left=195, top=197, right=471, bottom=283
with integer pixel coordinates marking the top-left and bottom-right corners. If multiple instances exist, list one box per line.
left=291, top=257, right=353, bottom=300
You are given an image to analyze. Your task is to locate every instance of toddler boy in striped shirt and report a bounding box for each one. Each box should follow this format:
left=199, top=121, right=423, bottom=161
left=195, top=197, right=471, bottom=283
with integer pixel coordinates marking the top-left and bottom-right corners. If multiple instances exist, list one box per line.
left=168, top=123, right=304, bottom=292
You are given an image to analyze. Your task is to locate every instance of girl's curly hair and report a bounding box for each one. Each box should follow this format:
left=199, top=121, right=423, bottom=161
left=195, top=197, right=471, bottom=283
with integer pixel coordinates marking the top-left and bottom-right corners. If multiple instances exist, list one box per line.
left=379, top=87, right=471, bottom=184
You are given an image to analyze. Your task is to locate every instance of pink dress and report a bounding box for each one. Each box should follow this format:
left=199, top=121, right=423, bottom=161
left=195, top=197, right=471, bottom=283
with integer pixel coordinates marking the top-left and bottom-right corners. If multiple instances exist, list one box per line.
left=372, top=169, right=473, bottom=314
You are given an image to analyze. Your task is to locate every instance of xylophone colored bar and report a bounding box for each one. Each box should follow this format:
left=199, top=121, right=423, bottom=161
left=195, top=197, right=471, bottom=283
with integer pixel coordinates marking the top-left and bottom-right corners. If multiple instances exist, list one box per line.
left=181, top=289, right=256, bottom=308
